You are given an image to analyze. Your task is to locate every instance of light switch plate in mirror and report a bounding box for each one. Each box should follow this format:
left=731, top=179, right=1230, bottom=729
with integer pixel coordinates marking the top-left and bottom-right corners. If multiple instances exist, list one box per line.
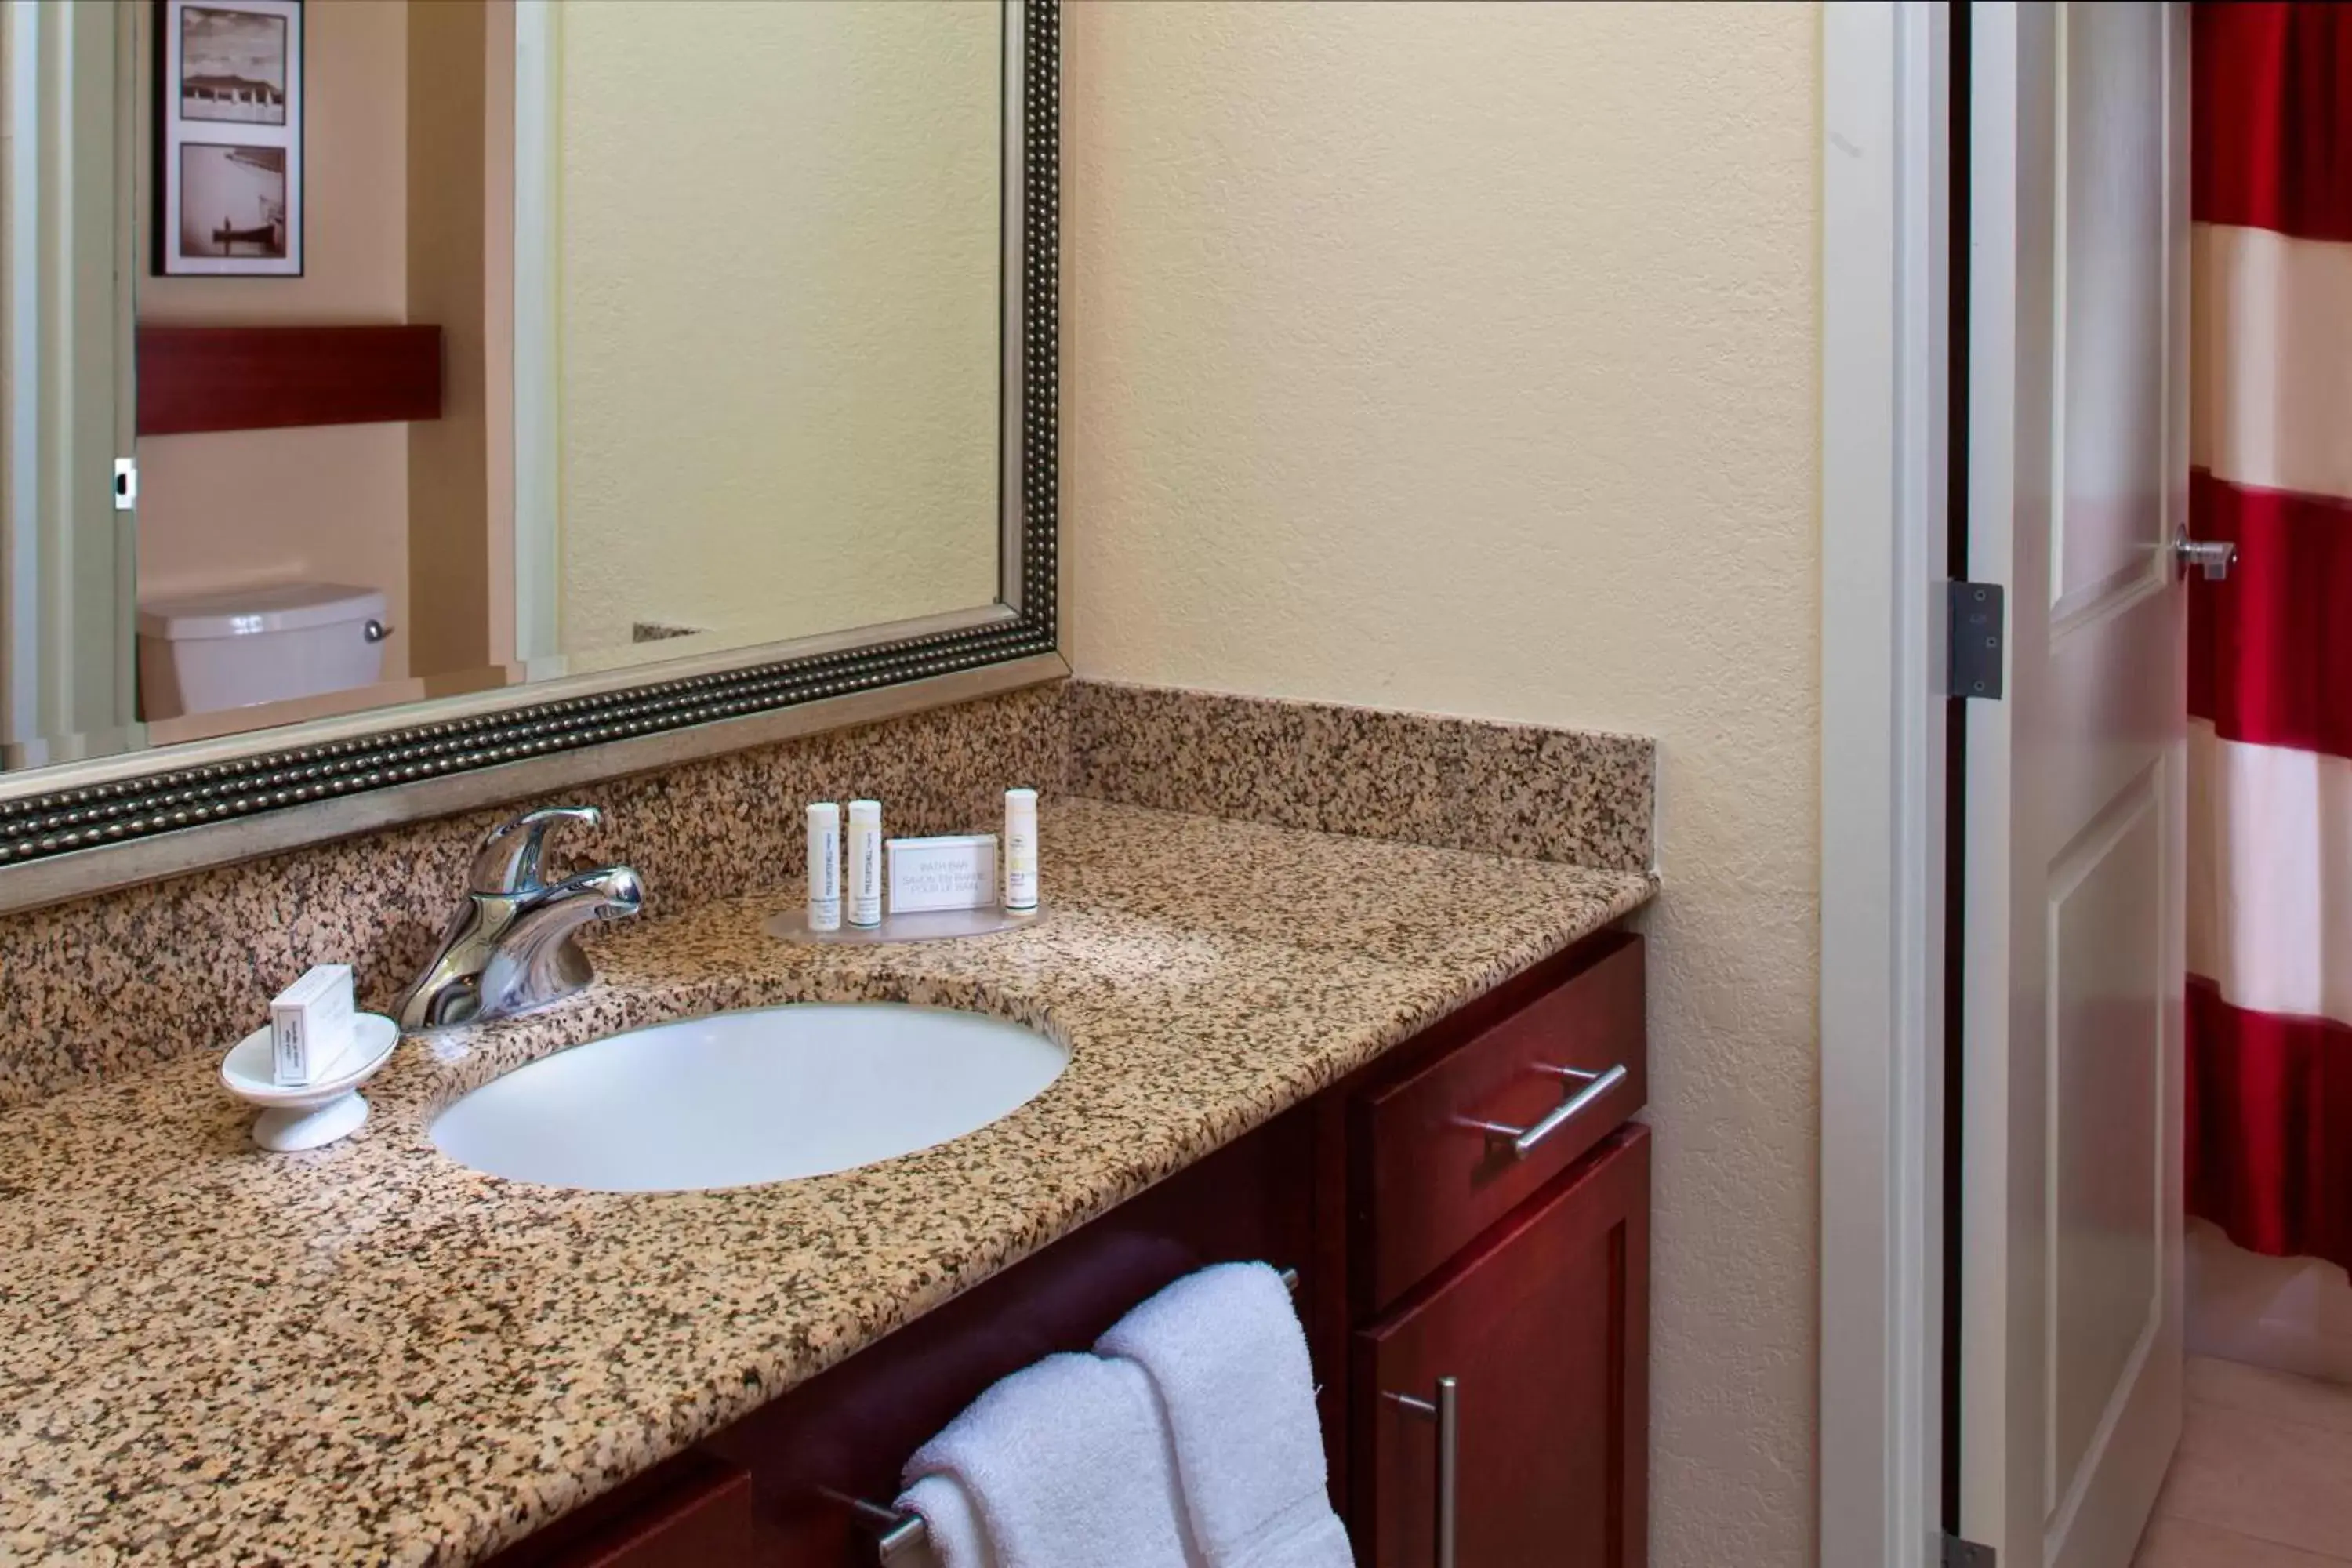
left=0, top=1, right=1061, bottom=913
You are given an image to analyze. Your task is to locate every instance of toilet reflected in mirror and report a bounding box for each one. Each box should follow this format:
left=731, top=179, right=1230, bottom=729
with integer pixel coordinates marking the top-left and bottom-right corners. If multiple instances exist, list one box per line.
left=135, top=583, right=387, bottom=729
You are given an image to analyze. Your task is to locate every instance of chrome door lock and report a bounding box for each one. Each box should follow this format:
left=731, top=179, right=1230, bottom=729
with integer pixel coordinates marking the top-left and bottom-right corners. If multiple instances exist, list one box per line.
left=2174, top=533, right=2238, bottom=582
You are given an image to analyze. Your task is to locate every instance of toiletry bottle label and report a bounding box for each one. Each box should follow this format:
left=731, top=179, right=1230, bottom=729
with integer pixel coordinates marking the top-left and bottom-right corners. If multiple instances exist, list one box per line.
left=807, top=804, right=842, bottom=931
left=1004, top=788, right=1039, bottom=911
left=848, top=800, right=884, bottom=927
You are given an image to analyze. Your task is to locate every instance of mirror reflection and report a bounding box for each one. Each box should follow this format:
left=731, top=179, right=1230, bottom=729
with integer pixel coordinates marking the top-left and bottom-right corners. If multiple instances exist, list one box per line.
left=2, top=0, right=1011, bottom=766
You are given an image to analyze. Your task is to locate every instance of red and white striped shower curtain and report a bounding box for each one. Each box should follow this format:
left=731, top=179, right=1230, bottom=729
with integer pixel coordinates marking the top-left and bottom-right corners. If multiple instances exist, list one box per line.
left=2185, top=2, right=2352, bottom=1275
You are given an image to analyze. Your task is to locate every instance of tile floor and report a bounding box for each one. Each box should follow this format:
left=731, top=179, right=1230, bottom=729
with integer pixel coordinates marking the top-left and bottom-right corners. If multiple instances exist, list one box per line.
left=2132, top=1356, right=2352, bottom=1565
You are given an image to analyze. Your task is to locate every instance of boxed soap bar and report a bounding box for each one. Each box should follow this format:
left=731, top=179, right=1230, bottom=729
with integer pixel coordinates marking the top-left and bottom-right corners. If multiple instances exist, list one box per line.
left=886, top=833, right=999, bottom=914
left=271, top=964, right=355, bottom=1086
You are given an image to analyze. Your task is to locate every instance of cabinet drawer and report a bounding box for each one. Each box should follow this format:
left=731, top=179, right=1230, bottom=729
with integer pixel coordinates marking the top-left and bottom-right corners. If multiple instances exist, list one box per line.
left=1359, top=932, right=1644, bottom=1309
left=1352, top=1126, right=1650, bottom=1568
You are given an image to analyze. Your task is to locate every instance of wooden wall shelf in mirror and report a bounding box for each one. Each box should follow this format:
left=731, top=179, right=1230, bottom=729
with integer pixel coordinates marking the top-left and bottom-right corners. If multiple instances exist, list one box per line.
left=136, top=325, right=444, bottom=436
left=0, top=0, right=1061, bottom=911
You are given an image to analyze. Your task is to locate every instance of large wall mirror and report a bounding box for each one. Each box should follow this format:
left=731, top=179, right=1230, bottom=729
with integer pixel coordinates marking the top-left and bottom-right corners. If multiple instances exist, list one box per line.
left=0, top=0, right=1058, bottom=906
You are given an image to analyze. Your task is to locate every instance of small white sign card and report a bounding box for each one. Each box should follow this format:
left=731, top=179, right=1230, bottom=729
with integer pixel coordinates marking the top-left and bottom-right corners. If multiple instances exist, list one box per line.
left=886, top=834, right=1000, bottom=914
left=158, top=0, right=304, bottom=277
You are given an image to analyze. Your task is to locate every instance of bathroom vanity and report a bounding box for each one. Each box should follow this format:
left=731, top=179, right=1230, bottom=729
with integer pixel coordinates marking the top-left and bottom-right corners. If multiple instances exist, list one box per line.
left=485, top=927, right=1650, bottom=1568
left=0, top=790, right=1655, bottom=1566
left=0, top=2, right=1668, bottom=1559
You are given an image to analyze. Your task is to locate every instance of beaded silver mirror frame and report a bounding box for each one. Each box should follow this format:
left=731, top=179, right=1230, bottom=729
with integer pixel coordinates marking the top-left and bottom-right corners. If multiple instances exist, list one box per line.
left=0, top=1, right=1061, bottom=913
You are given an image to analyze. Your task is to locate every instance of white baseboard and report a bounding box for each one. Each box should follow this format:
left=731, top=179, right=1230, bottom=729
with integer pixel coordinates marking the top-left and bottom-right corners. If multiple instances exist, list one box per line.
left=2187, top=1219, right=2352, bottom=1383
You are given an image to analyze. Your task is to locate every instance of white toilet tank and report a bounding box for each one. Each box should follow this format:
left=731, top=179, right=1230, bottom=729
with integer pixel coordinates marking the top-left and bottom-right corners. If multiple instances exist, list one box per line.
left=137, top=582, right=389, bottom=720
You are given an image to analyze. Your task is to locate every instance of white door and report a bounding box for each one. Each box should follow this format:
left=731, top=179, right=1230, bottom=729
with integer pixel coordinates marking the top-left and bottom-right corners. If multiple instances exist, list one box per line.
left=1959, top=5, right=2190, bottom=1568
left=0, top=0, right=140, bottom=759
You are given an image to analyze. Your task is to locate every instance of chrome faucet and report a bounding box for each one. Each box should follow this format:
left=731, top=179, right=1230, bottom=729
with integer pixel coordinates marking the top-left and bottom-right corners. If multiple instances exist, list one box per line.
left=395, top=806, right=644, bottom=1032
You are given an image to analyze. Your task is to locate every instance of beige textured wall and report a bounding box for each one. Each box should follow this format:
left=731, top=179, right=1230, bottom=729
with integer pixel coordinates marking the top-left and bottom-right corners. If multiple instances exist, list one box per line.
left=554, top=0, right=1002, bottom=657
left=136, top=0, right=413, bottom=683
left=1061, top=3, right=1823, bottom=1561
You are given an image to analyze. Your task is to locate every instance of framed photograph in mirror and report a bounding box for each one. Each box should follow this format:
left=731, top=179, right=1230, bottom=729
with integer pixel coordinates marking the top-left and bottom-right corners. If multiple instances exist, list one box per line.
left=156, top=0, right=303, bottom=276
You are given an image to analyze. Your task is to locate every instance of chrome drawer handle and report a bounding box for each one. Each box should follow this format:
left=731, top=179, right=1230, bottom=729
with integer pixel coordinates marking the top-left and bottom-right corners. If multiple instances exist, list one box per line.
left=1386, top=1375, right=1460, bottom=1568
left=1457, top=1062, right=1628, bottom=1160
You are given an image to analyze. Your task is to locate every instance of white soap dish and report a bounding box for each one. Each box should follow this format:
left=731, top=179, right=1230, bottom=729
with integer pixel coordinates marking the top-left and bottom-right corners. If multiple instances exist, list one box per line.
left=220, top=1013, right=401, bottom=1152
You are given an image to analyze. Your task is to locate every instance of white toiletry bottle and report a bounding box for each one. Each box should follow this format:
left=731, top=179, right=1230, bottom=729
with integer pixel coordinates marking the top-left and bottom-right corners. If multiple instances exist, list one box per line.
left=1004, top=788, right=1040, bottom=912
left=807, top=803, right=842, bottom=931
left=848, top=800, right=884, bottom=927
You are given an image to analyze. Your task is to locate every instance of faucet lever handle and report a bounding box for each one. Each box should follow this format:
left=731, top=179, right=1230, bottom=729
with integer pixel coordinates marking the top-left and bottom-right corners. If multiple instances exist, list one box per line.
left=470, top=805, right=602, bottom=895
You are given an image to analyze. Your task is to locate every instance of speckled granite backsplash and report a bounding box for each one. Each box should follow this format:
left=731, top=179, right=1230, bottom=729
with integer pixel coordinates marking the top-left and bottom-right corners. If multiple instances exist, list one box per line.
left=1069, top=680, right=1655, bottom=872
left=0, top=685, right=1070, bottom=1111
left=0, top=678, right=1654, bottom=1111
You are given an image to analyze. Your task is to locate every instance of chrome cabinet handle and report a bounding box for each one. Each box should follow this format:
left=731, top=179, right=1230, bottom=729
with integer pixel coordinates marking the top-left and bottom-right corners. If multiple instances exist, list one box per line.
left=1387, top=1375, right=1459, bottom=1568
left=1457, top=1062, right=1628, bottom=1160
left=2173, top=533, right=2238, bottom=582
left=468, top=805, right=602, bottom=895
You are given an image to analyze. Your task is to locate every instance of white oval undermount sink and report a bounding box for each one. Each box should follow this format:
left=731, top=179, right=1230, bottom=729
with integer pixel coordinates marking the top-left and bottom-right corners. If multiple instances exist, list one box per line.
left=429, top=1003, right=1069, bottom=1192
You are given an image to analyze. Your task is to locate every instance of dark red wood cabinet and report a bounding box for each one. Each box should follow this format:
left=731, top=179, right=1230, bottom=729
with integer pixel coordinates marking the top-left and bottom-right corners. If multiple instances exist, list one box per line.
left=507, top=1452, right=762, bottom=1568
left=1356, top=1128, right=1650, bottom=1568
left=485, top=929, right=1649, bottom=1568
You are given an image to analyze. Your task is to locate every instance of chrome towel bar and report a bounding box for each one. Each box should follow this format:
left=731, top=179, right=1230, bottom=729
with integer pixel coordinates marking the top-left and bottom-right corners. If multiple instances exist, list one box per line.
left=858, top=1265, right=1303, bottom=1563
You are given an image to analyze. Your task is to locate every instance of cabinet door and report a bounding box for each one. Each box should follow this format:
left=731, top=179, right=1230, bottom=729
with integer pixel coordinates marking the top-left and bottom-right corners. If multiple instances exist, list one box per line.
left=488, top=1451, right=760, bottom=1568
left=1353, top=1127, right=1648, bottom=1568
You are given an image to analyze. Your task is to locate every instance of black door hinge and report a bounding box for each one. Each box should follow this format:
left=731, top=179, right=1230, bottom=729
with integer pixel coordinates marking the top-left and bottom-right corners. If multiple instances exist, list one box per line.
left=1946, top=580, right=2005, bottom=700
left=1941, top=1532, right=1996, bottom=1568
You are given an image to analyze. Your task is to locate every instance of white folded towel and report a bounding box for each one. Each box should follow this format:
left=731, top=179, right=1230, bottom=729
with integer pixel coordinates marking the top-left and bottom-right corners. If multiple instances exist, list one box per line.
left=1097, top=1263, right=1356, bottom=1568
left=898, top=1473, right=992, bottom=1568
left=898, top=1349, right=1197, bottom=1568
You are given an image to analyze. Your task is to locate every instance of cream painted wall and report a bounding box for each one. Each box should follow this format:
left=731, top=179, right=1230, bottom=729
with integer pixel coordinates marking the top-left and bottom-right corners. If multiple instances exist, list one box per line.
left=137, top=0, right=413, bottom=684
left=1062, top=4, right=1822, bottom=1562
left=2189, top=1221, right=2352, bottom=1382
left=554, top=0, right=1002, bottom=658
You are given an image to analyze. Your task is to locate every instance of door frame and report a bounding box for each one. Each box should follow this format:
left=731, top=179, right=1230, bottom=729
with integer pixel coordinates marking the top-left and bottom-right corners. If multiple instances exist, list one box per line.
left=1818, top=4, right=1954, bottom=1566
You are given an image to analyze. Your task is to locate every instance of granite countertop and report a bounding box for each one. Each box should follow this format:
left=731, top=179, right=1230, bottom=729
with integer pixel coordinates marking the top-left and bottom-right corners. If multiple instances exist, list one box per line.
left=0, top=799, right=1653, bottom=1566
